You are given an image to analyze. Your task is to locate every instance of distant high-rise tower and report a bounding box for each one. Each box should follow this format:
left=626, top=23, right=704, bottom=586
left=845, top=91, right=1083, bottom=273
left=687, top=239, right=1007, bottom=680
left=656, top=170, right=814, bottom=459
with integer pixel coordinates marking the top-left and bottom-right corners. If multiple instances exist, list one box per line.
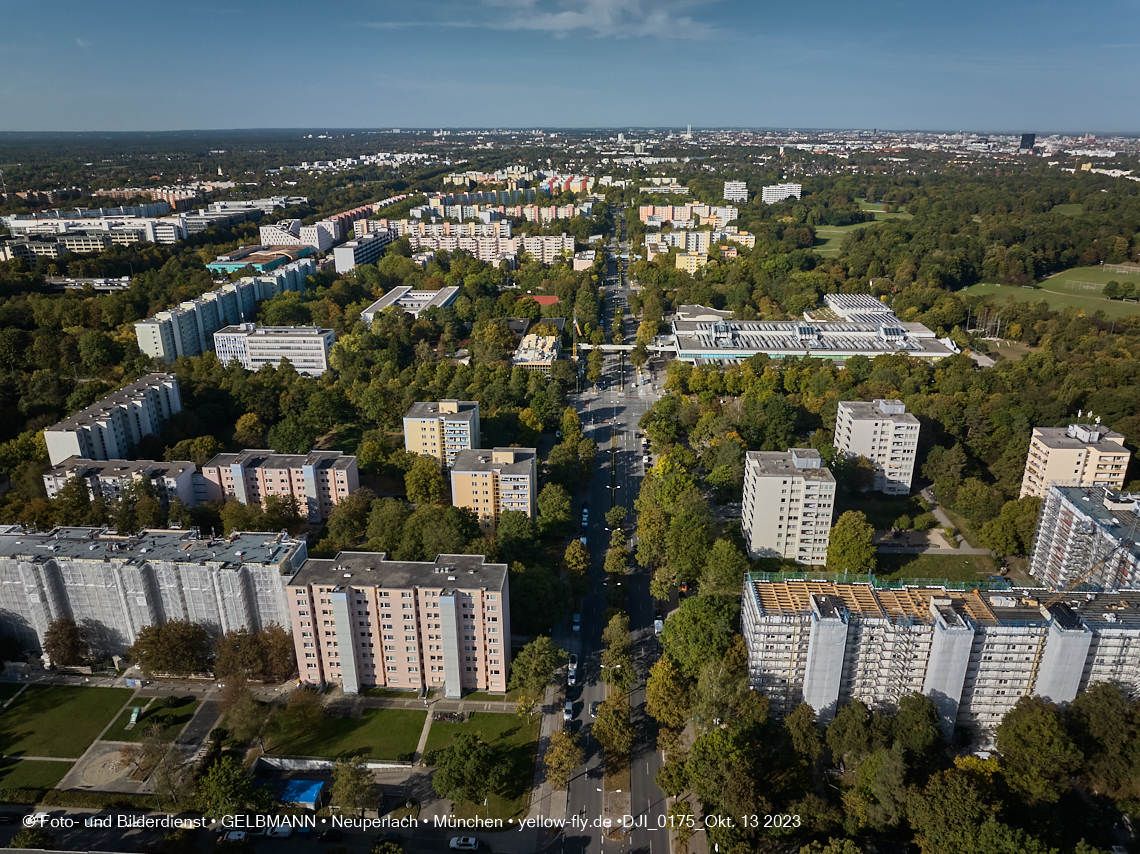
left=1019, top=133, right=1036, bottom=151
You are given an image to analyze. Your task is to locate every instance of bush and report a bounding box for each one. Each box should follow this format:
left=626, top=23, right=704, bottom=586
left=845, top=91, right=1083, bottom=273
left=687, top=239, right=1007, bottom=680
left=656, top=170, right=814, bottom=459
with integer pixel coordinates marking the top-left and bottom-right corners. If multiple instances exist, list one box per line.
left=420, top=749, right=440, bottom=767
left=0, top=788, right=46, bottom=805
left=41, top=789, right=162, bottom=810
left=913, top=512, right=937, bottom=531
left=943, top=527, right=958, bottom=548
left=893, top=514, right=913, bottom=530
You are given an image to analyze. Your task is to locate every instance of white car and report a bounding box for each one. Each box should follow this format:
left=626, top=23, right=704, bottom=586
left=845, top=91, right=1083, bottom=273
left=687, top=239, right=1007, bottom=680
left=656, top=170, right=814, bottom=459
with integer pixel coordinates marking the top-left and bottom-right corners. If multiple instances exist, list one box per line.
left=266, top=825, right=293, bottom=839
left=449, top=838, right=480, bottom=851
left=217, top=831, right=248, bottom=845
left=572, top=613, right=581, bottom=632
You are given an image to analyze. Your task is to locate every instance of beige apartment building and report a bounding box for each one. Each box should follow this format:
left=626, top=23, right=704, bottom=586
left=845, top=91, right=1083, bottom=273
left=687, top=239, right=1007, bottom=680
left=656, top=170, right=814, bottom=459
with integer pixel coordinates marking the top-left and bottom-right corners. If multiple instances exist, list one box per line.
left=1019, top=422, right=1131, bottom=499
left=403, top=400, right=480, bottom=467
left=287, top=552, right=510, bottom=698
left=201, top=450, right=359, bottom=523
left=450, top=448, right=538, bottom=531
left=834, top=399, right=920, bottom=495
left=742, top=449, right=836, bottom=565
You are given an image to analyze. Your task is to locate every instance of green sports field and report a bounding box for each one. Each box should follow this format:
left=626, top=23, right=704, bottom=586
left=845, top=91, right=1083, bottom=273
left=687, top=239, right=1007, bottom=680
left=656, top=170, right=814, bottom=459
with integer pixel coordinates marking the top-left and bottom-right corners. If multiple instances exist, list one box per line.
left=964, top=265, right=1140, bottom=320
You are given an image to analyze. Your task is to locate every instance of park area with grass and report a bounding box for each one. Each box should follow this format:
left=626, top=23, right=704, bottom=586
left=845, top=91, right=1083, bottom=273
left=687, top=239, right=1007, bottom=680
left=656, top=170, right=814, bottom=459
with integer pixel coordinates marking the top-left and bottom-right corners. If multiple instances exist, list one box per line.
left=0, top=686, right=132, bottom=758
left=963, top=265, right=1140, bottom=320
left=875, top=552, right=997, bottom=583
left=423, top=712, right=539, bottom=822
left=0, top=684, right=24, bottom=704
left=101, top=696, right=198, bottom=743
left=264, top=707, right=425, bottom=760
left=812, top=202, right=913, bottom=256
left=0, top=758, right=71, bottom=791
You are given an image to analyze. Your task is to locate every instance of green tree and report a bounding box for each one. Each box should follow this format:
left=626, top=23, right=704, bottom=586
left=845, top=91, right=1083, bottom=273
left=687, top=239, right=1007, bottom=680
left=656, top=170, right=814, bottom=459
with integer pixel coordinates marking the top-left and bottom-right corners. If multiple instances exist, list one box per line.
left=836, top=454, right=877, bottom=493
left=537, top=482, right=573, bottom=537
left=826, top=511, right=877, bottom=572
left=666, top=501, right=714, bottom=582
left=496, top=510, right=538, bottom=562
left=431, top=732, right=507, bottom=804
left=1066, top=681, right=1134, bottom=792
left=699, top=539, right=749, bottom=596
left=646, top=656, right=690, bottom=729
left=979, top=496, right=1042, bottom=556
left=331, top=755, right=378, bottom=817
left=128, top=620, right=211, bottom=675
left=1103, top=280, right=1121, bottom=299
left=593, top=699, right=634, bottom=760
left=996, top=695, right=1083, bottom=805
left=219, top=682, right=268, bottom=746
left=324, top=488, right=378, bottom=551
left=405, top=456, right=446, bottom=505
left=784, top=703, right=823, bottom=762
left=659, top=594, right=740, bottom=679
left=543, top=729, right=585, bottom=791
left=196, top=755, right=268, bottom=818
left=605, top=505, right=627, bottom=529
left=8, top=828, right=55, bottom=849
left=826, top=699, right=872, bottom=767
left=233, top=412, right=267, bottom=447
left=894, top=692, right=942, bottom=763
left=266, top=417, right=315, bottom=455
left=564, top=538, right=589, bottom=574
left=43, top=616, right=88, bottom=666
left=507, top=636, right=567, bottom=700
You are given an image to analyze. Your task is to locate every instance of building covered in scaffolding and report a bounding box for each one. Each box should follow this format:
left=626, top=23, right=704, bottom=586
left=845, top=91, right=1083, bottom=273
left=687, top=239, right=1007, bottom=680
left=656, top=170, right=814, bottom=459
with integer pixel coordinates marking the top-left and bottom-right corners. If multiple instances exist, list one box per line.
left=743, top=574, right=1140, bottom=738
left=1030, top=486, right=1140, bottom=590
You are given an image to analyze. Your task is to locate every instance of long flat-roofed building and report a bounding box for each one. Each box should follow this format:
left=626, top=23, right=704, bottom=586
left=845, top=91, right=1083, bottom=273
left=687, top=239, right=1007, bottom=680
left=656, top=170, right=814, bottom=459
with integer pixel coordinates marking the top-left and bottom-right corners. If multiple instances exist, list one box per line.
left=1030, top=486, right=1140, bottom=591
left=742, top=449, right=836, bottom=565
left=213, top=324, right=335, bottom=377
left=361, top=285, right=460, bottom=325
left=287, top=552, right=510, bottom=698
left=404, top=400, right=480, bottom=467
left=670, top=317, right=955, bottom=364
left=743, top=575, right=1140, bottom=736
left=201, top=450, right=359, bottom=523
left=1020, top=422, right=1131, bottom=499
left=511, top=334, right=561, bottom=374
left=45, top=374, right=183, bottom=466
left=451, top=448, right=538, bottom=531
left=0, top=527, right=306, bottom=655
left=44, top=456, right=201, bottom=507
left=834, top=399, right=920, bottom=495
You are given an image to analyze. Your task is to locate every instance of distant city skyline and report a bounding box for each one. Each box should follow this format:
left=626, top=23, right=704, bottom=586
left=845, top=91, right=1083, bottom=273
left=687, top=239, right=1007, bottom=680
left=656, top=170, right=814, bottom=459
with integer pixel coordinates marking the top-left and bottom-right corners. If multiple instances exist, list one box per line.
left=0, top=0, right=1135, bottom=133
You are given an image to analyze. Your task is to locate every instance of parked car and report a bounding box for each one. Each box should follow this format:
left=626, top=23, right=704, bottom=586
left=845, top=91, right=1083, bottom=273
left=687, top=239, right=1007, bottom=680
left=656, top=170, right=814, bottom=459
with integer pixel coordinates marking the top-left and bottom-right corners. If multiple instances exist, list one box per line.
left=564, top=701, right=573, bottom=721
left=590, top=700, right=600, bottom=718
left=654, top=619, right=664, bottom=636
left=572, top=613, right=581, bottom=632
left=266, top=825, right=293, bottom=839
left=217, top=832, right=248, bottom=846
left=0, top=815, right=19, bottom=825
left=569, top=653, right=578, bottom=671
left=449, top=839, right=481, bottom=851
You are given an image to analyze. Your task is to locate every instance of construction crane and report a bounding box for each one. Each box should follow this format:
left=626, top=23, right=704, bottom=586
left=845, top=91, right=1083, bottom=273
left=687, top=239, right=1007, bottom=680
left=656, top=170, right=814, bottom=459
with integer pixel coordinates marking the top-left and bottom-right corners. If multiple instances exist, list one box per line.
left=1043, top=540, right=1132, bottom=610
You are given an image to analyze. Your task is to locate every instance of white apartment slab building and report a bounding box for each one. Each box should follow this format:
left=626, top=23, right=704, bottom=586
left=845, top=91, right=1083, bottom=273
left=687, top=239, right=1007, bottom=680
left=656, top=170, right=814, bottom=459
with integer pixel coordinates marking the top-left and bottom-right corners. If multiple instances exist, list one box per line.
left=834, top=399, right=920, bottom=495
left=404, top=400, right=480, bottom=468
left=761, top=183, right=803, bottom=205
left=213, top=324, right=335, bottom=377
left=45, top=374, right=183, bottom=466
left=742, top=449, right=836, bottom=565
left=259, top=219, right=342, bottom=253
left=0, top=526, right=306, bottom=655
left=332, top=230, right=394, bottom=273
left=1020, top=422, right=1131, bottom=499
left=450, top=448, right=538, bottom=531
left=723, top=181, right=748, bottom=203
left=43, top=457, right=201, bottom=507
left=743, top=575, right=1140, bottom=736
left=1030, top=486, right=1140, bottom=591
left=287, top=552, right=510, bottom=698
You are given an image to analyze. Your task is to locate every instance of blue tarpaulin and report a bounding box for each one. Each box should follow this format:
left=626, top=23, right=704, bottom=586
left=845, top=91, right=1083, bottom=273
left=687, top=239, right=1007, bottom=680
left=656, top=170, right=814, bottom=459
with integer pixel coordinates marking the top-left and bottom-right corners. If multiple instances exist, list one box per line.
left=277, top=779, right=324, bottom=810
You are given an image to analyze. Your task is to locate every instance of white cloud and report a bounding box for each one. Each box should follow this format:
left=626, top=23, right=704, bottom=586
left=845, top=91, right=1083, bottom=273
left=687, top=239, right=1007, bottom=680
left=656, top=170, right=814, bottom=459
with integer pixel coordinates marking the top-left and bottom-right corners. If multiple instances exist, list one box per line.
left=489, top=0, right=722, bottom=39
left=76, top=38, right=91, bottom=48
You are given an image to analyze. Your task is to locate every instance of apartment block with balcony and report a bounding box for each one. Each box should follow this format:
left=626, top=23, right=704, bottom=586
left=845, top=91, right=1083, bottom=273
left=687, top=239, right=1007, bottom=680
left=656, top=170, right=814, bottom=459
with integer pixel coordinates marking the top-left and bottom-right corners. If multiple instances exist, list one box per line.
left=43, top=456, right=200, bottom=507
left=201, top=450, right=359, bottom=523
left=450, top=448, right=538, bottom=531
left=1020, top=423, right=1131, bottom=499
left=1030, top=486, right=1140, bottom=590
left=213, top=324, right=335, bottom=377
left=742, top=449, right=836, bottom=565
left=743, top=575, right=1140, bottom=736
left=834, top=399, right=920, bottom=495
left=287, top=552, right=510, bottom=698
left=403, top=400, right=480, bottom=468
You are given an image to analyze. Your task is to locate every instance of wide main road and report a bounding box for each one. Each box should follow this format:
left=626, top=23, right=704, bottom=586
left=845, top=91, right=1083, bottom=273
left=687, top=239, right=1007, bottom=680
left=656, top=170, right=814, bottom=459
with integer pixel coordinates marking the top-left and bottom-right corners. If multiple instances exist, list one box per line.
left=561, top=275, right=667, bottom=854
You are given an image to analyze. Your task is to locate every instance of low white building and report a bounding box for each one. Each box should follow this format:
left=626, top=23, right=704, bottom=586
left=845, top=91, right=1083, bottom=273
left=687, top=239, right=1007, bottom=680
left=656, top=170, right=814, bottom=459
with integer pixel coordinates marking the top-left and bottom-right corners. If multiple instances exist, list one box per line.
left=259, top=219, right=341, bottom=253
left=361, top=285, right=461, bottom=324
left=214, top=324, right=335, bottom=376
left=44, top=457, right=200, bottom=507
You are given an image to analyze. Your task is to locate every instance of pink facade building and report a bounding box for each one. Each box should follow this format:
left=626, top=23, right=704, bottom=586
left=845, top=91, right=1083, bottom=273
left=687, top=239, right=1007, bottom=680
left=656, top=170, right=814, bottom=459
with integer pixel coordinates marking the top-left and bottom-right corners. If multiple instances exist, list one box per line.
left=287, top=552, right=510, bottom=698
left=201, top=450, right=359, bottom=523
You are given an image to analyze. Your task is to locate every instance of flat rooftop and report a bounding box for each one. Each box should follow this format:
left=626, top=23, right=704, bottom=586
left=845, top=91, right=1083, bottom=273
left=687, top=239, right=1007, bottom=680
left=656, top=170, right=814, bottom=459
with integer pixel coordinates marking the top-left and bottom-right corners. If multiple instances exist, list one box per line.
left=290, top=551, right=508, bottom=592
left=215, top=324, right=333, bottom=339
left=204, top=450, right=355, bottom=472
left=0, top=527, right=303, bottom=570
left=452, top=448, right=536, bottom=475
left=838, top=400, right=919, bottom=423
left=46, top=456, right=193, bottom=479
left=404, top=401, right=478, bottom=422
left=746, top=450, right=836, bottom=482
left=672, top=318, right=954, bottom=360
left=1032, top=424, right=1126, bottom=449
left=47, top=374, right=176, bottom=432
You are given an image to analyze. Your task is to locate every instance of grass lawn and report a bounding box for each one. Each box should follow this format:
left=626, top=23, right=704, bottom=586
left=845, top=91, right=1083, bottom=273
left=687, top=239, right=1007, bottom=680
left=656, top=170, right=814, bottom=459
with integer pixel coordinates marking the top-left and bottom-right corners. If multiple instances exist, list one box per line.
left=101, top=696, right=198, bottom=743
left=0, top=685, right=24, bottom=704
left=423, top=712, right=539, bottom=822
left=0, top=686, right=132, bottom=758
left=1051, top=203, right=1084, bottom=216
left=835, top=493, right=928, bottom=530
left=0, top=758, right=71, bottom=790
left=963, top=265, right=1140, bottom=320
left=264, top=708, right=425, bottom=760
left=876, top=552, right=996, bottom=583
left=363, top=688, right=421, bottom=699
left=464, top=689, right=523, bottom=703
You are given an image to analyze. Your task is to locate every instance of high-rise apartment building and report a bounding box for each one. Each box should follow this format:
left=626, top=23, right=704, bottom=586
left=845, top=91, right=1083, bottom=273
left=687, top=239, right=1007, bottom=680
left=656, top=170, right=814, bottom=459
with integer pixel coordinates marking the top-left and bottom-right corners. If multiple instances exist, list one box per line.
left=743, top=575, right=1140, bottom=736
left=287, top=552, right=510, bottom=698
left=0, top=526, right=306, bottom=655
left=833, top=399, right=920, bottom=495
left=450, top=448, right=538, bottom=531
left=201, top=450, right=360, bottom=523
left=403, top=400, right=480, bottom=467
left=1030, top=486, right=1140, bottom=591
left=760, top=183, right=803, bottom=205
left=723, top=181, right=748, bottom=203
left=1020, top=422, right=1131, bottom=499
left=44, top=457, right=200, bottom=507
left=44, top=374, right=183, bottom=466
left=742, top=449, right=836, bottom=565
left=213, top=324, right=335, bottom=377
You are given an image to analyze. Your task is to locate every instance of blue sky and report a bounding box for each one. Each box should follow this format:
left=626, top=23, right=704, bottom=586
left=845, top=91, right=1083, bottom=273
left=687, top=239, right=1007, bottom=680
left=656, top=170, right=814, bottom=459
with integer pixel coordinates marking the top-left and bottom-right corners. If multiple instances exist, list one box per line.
left=1, top=0, right=1136, bottom=133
